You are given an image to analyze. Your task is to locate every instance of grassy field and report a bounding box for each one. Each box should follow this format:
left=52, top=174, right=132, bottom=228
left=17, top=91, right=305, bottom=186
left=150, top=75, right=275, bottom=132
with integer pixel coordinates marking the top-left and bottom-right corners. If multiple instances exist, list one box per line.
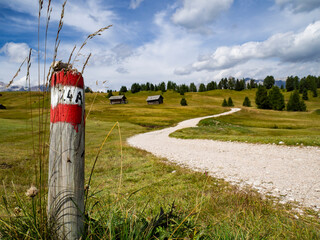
left=171, top=89, right=320, bottom=146
left=0, top=89, right=319, bottom=238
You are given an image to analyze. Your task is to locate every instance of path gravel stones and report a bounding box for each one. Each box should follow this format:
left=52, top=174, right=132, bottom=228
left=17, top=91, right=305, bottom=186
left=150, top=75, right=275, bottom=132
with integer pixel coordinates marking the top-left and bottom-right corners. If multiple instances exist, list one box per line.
left=127, top=108, right=320, bottom=211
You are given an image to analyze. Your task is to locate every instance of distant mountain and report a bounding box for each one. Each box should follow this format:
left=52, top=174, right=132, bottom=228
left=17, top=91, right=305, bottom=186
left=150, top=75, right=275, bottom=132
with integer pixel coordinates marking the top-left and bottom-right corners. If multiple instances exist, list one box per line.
left=0, top=84, right=49, bottom=92
left=244, top=78, right=286, bottom=88
left=275, top=80, right=286, bottom=88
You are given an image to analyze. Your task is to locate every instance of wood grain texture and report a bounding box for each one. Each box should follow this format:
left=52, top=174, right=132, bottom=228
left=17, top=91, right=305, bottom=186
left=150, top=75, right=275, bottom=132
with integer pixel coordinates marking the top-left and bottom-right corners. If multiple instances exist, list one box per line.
left=48, top=71, right=85, bottom=240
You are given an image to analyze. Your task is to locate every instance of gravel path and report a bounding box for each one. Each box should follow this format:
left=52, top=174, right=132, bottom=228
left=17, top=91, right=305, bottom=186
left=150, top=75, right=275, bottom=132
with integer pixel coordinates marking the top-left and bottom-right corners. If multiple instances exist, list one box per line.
left=127, top=108, right=320, bottom=210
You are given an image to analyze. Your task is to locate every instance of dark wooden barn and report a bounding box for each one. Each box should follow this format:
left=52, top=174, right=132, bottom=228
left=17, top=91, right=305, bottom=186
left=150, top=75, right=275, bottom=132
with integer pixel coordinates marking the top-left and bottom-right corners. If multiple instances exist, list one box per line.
left=146, top=95, right=164, bottom=105
left=109, top=95, right=127, bottom=104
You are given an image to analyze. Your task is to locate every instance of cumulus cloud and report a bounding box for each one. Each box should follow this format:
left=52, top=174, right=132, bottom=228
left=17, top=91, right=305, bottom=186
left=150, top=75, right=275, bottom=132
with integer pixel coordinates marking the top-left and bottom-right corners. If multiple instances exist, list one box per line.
left=275, top=0, right=320, bottom=12
left=172, top=0, right=233, bottom=30
left=129, top=0, right=145, bottom=9
left=0, top=42, right=30, bottom=63
left=54, top=0, right=116, bottom=34
left=1, top=0, right=117, bottom=35
left=175, top=21, right=320, bottom=74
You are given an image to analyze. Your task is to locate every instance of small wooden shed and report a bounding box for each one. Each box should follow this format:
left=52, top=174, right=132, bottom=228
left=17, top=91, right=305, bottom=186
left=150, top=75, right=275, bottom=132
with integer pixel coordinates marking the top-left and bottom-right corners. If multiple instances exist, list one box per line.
left=109, top=95, right=127, bottom=104
left=146, top=95, right=164, bottom=105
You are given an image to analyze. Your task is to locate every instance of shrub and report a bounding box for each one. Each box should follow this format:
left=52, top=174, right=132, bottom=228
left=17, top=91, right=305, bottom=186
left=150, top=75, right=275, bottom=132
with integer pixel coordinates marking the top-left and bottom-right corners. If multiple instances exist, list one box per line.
left=85, top=87, right=93, bottom=93
left=180, top=98, right=187, bottom=106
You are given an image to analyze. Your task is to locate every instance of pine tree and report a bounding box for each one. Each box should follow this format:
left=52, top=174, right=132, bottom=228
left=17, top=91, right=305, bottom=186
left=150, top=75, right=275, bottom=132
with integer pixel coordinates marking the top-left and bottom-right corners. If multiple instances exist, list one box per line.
left=299, top=100, right=307, bottom=111
left=107, top=90, right=113, bottom=98
left=268, top=86, right=285, bottom=110
left=120, top=86, right=127, bottom=92
left=302, top=88, right=308, bottom=100
left=180, top=98, right=187, bottom=106
left=287, top=91, right=307, bottom=111
left=227, top=97, right=234, bottom=107
left=131, top=83, right=141, bottom=93
left=198, top=83, right=206, bottom=92
left=263, top=75, right=275, bottom=89
left=189, top=83, right=197, bottom=92
left=222, top=99, right=228, bottom=107
left=255, top=85, right=270, bottom=109
left=286, top=76, right=299, bottom=92
left=85, top=87, right=93, bottom=93
left=243, top=96, right=251, bottom=107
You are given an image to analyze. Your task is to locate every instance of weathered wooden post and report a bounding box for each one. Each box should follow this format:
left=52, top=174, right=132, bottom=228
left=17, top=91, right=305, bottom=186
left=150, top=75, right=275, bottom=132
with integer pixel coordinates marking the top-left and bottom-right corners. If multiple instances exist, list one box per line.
left=48, top=67, right=85, bottom=239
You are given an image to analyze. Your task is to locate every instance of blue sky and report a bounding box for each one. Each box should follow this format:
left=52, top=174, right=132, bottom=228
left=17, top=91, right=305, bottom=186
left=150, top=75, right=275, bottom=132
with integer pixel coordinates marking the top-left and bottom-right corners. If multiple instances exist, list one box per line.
left=1, top=0, right=320, bottom=91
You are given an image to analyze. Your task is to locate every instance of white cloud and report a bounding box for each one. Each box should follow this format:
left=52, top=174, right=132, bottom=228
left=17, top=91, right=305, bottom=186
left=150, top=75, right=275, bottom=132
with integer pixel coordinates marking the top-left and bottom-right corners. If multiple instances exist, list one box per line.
left=80, top=11, right=205, bottom=90
left=172, top=0, right=233, bottom=30
left=129, top=0, right=145, bottom=9
left=51, top=0, right=117, bottom=34
left=176, top=21, right=320, bottom=74
left=275, top=0, right=320, bottom=12
left=1, top=0, right=117, bottom=35
left=0, top=42, right=30, bottom=63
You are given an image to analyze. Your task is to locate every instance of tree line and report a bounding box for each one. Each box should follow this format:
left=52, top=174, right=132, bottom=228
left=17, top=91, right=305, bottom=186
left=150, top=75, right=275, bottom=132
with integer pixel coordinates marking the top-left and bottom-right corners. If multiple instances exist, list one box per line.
left=109, top=75, right=319, bottom=112
left=117, top=75, right=319, bottom=95
left=118, top=78, right=254, bottom=95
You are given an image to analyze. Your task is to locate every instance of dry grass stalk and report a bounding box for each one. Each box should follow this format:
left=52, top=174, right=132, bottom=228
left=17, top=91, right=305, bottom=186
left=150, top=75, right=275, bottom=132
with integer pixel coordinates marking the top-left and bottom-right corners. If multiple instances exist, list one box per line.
left=72, top=25, right=112, bottom=66
left=81, top=53, right=91, bottom=74
left=52, top=0, right=67, bottom=68
left=6, top=57, right=28, bottom=88
left=67, top=45, right=77, bottom=67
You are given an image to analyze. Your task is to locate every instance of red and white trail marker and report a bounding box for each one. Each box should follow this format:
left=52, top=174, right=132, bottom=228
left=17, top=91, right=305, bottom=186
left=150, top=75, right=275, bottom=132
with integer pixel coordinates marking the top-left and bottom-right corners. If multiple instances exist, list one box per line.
left=48, top=69, right=85, bottom=239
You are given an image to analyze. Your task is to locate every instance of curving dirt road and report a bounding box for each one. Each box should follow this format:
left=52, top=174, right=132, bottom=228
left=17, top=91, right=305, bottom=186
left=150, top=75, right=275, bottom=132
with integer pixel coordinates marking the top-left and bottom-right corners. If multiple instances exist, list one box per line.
left=127, top=108, right=320, bottom=211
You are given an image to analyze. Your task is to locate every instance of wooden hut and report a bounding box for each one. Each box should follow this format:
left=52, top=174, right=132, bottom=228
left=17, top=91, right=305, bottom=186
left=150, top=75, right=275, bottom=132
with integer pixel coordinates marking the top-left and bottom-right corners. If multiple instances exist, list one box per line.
left=109, top=95, right=127, bottom=104
left=146, top=95, right=164, bottom=105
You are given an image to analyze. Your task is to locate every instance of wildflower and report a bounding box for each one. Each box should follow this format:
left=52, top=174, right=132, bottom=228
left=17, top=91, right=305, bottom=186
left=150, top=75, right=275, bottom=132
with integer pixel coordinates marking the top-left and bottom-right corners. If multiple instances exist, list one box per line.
left=13, top=207, right=22, bottom=215
left=26, top=185, right=38, bottom=198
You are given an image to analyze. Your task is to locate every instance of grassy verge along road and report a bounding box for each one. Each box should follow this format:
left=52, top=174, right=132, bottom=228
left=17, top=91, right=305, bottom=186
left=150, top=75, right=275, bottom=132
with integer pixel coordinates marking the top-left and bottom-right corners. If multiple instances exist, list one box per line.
left=0, top=90, right=319, bottom=238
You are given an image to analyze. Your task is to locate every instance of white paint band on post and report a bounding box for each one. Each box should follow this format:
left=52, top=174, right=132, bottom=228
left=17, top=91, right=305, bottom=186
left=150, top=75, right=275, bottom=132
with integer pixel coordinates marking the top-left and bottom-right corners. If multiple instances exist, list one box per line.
left=48, top=69, right=85, bottom=239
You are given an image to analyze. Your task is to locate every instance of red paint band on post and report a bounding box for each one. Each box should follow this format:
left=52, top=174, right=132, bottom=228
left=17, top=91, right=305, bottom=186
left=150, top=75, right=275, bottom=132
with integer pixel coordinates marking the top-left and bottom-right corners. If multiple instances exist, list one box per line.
left=51, top=104, right=83, bottom=124
left=50, top=104, right=84, bottom=132
left=50, top=70, right=85, bottom=132
left=51, top=70, right=84, bottom=88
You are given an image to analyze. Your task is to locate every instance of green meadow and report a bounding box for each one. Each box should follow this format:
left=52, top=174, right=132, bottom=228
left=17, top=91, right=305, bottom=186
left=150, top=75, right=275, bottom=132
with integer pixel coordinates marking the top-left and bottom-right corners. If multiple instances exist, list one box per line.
left=171, top=89, right=320, bottom=146
left=0, top=89, right=319, bottom=238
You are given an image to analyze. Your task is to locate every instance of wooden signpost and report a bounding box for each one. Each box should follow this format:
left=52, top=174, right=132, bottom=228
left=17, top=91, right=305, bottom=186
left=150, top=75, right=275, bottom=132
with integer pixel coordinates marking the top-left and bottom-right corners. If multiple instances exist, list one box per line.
left=48, top=69, right=85, bottom=239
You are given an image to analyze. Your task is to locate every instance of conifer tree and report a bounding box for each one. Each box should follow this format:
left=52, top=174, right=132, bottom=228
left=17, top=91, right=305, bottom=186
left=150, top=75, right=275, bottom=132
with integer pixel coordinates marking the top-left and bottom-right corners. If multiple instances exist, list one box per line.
left=302, top=88, right=308, bottom=100
left=287, top=91, right=307, bottom=111
left=120, top=86, right=127, bottom=92
left=222, top=98, right=228, bottom=107
left=255, top=85, right=270, bottom=109
left=180, top=98, right=187, bottom=106
left=227, top=97, right=234, bottom=107
left=243, top=96, right=251, bottom=107
left=198, top=83, right=206, bottom=92
left=268, top=86, right=285, bottom=110
left=263, top=75, right=275, bottom=89
left=107, top=90, right=113, bottom=98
